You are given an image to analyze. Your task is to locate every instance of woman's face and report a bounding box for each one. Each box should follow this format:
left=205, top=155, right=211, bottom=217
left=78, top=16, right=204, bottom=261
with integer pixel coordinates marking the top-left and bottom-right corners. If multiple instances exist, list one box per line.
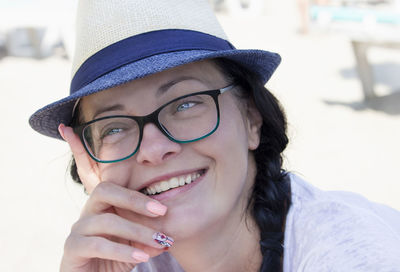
left=80, top=60, right=262, bottom=241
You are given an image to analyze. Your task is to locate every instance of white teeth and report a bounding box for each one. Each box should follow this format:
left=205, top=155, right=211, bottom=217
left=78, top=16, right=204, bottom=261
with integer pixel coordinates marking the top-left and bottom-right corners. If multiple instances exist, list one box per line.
left=155, top=183, right=162, bottom=193
left=179, top=176, right=186, bottom=186
left=143, top=172, right=203, bottom=195
left=170, top=177, right=179, bottom=188
left=160, top=181, right=169, bottom=191
left=185, top=175, right=192, bottom=184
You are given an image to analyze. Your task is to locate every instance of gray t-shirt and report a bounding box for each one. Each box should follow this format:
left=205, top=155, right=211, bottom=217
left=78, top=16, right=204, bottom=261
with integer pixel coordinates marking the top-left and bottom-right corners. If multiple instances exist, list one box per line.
left=134, top=174, right=400, bottom=271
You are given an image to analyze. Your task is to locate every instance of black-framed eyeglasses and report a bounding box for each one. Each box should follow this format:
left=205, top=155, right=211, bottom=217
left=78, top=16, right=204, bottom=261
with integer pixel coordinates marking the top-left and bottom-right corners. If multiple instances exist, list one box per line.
left=73, top=84, right=236, bottom=163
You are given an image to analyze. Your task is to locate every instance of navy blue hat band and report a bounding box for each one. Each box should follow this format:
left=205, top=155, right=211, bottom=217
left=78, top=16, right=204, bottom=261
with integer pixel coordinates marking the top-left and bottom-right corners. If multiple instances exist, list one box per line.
left=70, top=29, right=235, bottom=94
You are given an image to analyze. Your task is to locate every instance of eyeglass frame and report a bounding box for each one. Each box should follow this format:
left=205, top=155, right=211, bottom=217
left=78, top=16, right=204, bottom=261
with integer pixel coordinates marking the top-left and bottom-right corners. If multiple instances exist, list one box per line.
left=73, top=84, right=236, bottom=163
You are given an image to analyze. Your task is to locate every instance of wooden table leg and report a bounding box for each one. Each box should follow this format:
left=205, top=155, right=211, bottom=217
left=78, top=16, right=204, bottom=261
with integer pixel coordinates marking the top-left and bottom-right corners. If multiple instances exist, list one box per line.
left=351, top=40, right=376, bottom=100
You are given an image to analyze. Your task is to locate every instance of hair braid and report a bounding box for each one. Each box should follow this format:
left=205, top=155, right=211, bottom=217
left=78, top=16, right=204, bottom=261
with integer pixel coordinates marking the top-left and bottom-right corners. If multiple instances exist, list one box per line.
left=252, top=137, right=291, bottom=272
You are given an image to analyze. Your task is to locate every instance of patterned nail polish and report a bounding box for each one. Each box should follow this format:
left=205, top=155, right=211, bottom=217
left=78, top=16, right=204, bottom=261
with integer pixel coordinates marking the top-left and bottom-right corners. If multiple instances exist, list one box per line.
left=153, top=232, right=174, bottom=247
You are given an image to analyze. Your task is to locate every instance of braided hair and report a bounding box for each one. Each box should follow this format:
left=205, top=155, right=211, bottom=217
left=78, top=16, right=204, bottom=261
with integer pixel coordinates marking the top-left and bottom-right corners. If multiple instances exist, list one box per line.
left=69, top=58, right=292, bottom=272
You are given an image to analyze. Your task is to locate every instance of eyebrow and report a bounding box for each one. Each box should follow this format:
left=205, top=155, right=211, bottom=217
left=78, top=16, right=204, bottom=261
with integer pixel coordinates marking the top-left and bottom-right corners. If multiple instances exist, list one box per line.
left=157, top=76, right=205, bottom=96
left=92, top=104, right=125, bottom=120
left=92, top=76, right=207, bottom=119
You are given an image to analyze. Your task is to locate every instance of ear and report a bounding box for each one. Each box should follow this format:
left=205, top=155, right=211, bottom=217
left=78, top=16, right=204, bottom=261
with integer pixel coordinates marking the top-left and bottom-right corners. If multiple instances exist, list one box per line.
left=245, top=99, right=262, bottom=150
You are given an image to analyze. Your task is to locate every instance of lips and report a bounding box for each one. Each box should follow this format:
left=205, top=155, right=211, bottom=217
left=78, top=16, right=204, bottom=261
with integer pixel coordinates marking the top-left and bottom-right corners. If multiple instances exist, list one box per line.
left=141, top=169, right=206, bottom=196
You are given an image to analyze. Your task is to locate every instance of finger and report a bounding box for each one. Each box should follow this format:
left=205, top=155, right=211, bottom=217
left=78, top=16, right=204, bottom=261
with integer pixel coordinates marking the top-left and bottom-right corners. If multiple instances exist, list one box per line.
left=66, top=234, right=151, bottom=264
left=135, top=243, right=169, bottom=257
left=82, top=182, right=167, bottom=218
left=72, top=213, right=167, bottom=249
left=59, top=124, right=100, bottom=193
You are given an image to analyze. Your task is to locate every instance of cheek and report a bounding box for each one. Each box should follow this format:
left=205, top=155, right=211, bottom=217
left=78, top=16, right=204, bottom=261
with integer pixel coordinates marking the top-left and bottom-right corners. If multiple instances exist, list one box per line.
left=212, top=101, right=249, bottom=163
left=98, top=162, right=132, bottom=186
left=215, top=120, right=250, bottom=189
left=195, top=101, right=251, bottom=200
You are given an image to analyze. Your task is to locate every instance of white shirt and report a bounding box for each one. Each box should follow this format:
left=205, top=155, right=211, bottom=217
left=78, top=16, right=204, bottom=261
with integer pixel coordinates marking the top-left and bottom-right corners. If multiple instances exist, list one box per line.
left=283, top=174, right=400, bottom=271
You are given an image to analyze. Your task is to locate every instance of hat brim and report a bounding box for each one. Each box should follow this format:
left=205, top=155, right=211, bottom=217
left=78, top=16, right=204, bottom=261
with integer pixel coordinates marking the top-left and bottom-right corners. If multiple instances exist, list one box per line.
left=29, top=49, right=281, bottom=140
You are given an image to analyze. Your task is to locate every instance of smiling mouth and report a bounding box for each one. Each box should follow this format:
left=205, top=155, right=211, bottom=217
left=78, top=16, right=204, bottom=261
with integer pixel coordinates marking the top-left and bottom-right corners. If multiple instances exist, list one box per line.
left=141, top=169, right=206, bottom=196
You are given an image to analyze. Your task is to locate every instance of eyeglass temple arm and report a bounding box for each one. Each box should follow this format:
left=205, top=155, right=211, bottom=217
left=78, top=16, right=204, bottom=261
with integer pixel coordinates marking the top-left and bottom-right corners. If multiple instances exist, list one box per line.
left=220, top=84, right=236, bottom=94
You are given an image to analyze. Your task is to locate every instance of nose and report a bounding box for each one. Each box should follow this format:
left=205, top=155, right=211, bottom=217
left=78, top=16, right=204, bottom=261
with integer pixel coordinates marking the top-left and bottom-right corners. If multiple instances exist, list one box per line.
left=135, top=123, right=182, bottom=165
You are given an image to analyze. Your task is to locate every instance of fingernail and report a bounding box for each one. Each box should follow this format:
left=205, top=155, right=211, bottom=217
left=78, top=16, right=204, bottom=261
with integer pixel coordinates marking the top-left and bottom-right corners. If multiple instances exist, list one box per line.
left=58, top=124, right=66, bottom=140
left=132, top=251, right=149, bottom=263
left=146, top=201, right=167, bottom=216
left=153, top=232, right=174, bottom=247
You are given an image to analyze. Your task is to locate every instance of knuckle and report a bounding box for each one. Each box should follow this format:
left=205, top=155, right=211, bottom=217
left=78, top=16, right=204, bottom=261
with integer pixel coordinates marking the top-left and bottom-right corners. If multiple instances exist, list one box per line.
left=86, top=237, right=105, bottom=253
left=70, top=220, right=81, bottom=232
left=63, top=235, right=72, bottom=252
left=70, top=216, right=91, bottom=233
left=92, top=181, right=112, bottom=197
left=97, top=212, right=119, bottom=228
left=63, top=233, right=79, bottom=255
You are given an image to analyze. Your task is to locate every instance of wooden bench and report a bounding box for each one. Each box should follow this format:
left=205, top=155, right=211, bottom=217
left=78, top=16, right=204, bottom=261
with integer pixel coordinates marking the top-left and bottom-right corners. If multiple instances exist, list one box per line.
left=310, top=3, right=400, bottom=100
left=351, top=38, right=400, bottom=99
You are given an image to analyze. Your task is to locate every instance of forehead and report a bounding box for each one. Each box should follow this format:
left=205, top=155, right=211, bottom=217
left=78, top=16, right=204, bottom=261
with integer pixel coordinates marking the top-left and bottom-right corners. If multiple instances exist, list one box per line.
left=80, top=60, right=227, bottom=120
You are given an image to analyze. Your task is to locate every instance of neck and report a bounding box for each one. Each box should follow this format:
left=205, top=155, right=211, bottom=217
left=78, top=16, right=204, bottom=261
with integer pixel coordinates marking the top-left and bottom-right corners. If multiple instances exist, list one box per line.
left=171, top=212, right=262, bottom=272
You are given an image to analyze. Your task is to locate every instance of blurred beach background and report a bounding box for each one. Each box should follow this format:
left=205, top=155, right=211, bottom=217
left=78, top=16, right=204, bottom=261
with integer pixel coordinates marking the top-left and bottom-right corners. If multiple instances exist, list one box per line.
left=1, top=0, right=399, bottom=271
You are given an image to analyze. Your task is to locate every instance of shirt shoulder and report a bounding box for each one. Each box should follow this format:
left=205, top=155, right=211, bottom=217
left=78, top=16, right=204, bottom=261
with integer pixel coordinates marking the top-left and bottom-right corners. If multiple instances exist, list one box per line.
left=283, top=174, right=400, bottom=272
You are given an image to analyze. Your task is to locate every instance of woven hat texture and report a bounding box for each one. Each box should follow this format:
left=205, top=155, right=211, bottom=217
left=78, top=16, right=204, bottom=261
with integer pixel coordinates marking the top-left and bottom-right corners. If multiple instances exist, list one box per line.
left=72, top=0, right=228, bottom=76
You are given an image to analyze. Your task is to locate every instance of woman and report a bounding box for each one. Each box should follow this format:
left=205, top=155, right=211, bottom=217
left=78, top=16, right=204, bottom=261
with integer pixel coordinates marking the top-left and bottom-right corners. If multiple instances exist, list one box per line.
left=29, top=1, right=400, bottom=271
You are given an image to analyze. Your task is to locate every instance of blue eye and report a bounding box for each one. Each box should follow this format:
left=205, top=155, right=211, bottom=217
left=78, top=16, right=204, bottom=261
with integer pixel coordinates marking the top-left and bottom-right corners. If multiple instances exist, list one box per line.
left=176, top=102, right=197, bottom=112
left=101, top=127, right=123, bottom=139
left=107, top=128, right=123, bottom=135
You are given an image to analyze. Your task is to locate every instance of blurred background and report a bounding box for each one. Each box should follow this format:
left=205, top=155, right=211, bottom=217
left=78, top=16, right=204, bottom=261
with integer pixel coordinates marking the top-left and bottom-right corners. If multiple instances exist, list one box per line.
left=1, top=0, right=399, bottom=271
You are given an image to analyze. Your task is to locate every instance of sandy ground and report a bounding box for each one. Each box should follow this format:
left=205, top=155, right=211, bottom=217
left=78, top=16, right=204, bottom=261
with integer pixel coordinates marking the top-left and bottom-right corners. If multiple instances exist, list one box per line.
left=1, top=3, right=399, bottom=271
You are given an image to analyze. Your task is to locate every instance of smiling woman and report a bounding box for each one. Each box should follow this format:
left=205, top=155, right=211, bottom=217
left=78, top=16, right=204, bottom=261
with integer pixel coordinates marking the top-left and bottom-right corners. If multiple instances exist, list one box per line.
left=28, top=0, right=400, bottom=272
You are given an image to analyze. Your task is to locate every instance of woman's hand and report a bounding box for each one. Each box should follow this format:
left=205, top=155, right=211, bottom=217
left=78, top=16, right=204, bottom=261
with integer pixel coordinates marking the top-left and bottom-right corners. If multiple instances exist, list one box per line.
left=59, top=124, right=168, bottom=272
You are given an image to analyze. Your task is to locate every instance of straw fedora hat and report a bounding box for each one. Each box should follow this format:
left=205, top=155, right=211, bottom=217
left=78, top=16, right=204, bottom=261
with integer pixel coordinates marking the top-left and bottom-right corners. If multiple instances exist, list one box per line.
left=29, top=0, right=281, bottom=139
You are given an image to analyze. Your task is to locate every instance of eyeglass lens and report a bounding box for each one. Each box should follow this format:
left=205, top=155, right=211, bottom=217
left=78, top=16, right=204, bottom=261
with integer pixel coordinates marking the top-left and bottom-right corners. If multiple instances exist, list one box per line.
left=82, top=93, right=218, bottom=162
